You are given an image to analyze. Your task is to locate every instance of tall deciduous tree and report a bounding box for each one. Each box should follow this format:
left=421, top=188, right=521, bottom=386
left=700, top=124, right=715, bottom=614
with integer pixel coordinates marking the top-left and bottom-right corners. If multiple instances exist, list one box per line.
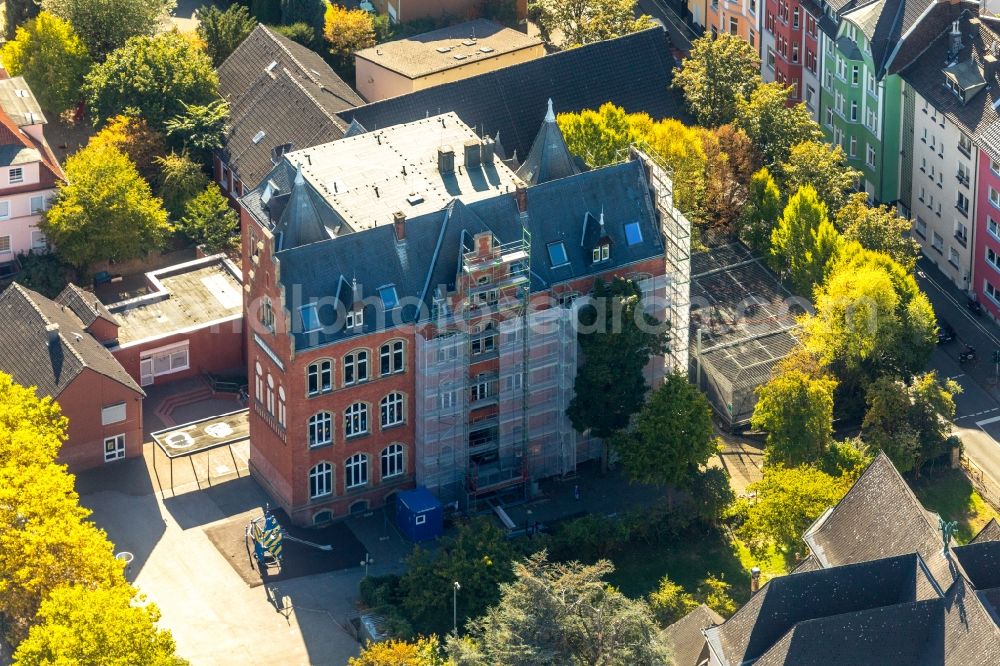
left=769, top=185, right=843, bottom=295
left=0, top=11, right=91, bottom=114
left=674, top=33, right=762, bottom=127
left=735, top=82, right=822, bottom=167
left=40, top=141, right=170, bottom=268
left=568, top=278, right=668, bottom=472
left=731, top=465, right=849, bottom=559
left=529, top=0, right=654, bottom=46
left=155, top=151, right=209, bottom=219
left=349, top=636, right=448, bottom=666
left=448, top=553, right=670, bottom=665
left=702, top=124, right=754, bottom=235
left=14, top=585, right=187, bottom=665
left=197, top=3, right=257, bottom=67
left=84, top=32, right=219, bottom=130
left=323, top=4, right=375, bottom=76
left=91, top=114, right=167, bottom=184
left=863, top=372, right=959, bottom=476
left=557, top=103, right=649, bottom=167
left=179, top=185, right=239, bottom=253
left=42, top=0, right=174, bottom=60
left=751, top=368, right=837, bottom=466
left=779, top=140, right=860, bottom=217
left=836, top=192, right=920, bottom=271
left=739, top=167, right=782, bottom=253
left=614, top=371, right=716, bottom=490
left=164, top=99, right=230, bottom=163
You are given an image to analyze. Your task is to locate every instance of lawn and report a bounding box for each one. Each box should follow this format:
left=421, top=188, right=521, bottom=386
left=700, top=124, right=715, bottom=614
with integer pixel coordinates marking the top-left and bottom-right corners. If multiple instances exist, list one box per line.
left=605, top=524, right=753, bottom=603
left=910, top=467, right=1000, bottom=544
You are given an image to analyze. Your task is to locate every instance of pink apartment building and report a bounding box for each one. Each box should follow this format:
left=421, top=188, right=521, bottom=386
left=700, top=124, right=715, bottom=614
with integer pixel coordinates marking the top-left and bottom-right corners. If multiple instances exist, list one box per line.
left=0, top=76, right=62, bottom=270
left=973, top=146, right=1000, bottom=318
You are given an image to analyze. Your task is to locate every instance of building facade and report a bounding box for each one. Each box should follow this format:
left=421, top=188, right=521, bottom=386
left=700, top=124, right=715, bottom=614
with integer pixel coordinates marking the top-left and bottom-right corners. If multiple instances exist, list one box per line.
left=706, top=0, right=762, bottom=50
left=974, top=147, right=1000, bottom=316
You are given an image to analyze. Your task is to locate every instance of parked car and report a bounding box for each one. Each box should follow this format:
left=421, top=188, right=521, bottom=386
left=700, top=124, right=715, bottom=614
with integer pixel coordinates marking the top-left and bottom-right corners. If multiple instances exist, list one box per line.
left=938, top=319, right=956, bottom=344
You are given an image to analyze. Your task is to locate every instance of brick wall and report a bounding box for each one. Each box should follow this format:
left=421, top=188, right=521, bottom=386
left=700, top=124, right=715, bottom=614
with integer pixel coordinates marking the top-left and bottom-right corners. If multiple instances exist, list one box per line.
left=54, top=369, right=144, bottom=471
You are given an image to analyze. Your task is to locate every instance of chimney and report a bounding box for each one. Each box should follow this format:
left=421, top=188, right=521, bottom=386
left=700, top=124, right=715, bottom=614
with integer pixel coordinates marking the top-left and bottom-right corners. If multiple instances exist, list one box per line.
left=45, top=323, right=60, bottom=345
left=481, top=137, right=496, bottom=164
left=949, top=20, right=962, bottom=60
left=750, top=567, right=761, bottom=595
left=393, top=211, right=406, bottom=241
left=515, top=183, right=527, bottom=213
left=986, top=53, right=1000, bottom=84
left=438, top=146, right=455, bottom=175
left=463, top=139, right=481, bottom=169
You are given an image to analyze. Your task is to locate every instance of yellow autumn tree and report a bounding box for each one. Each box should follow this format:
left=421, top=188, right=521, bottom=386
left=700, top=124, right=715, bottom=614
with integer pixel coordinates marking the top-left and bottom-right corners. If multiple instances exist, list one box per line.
left=323, top=4, right=375, bottom=74
left=349, top=636, right=449, bottom=666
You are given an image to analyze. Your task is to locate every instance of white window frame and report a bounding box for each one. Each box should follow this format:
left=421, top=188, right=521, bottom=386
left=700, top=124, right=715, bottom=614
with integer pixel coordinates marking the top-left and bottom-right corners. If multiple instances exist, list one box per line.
left=277, top=386, right=286, bottom=427
left=141, top=341, right=190, bottom=378
left=381, top=443, right=404, bottom=479
left=29, top=195, right=45, bottom=214
left=0, top=201, right=10, bottom=220
left=30, top=229, right=46, bottom=250
left=345, top=402, right=369, bottom=438
left=309, top=462, right=332, bottom=498
left=8, top=167, right=23, bottom=184
left=101, top=402, right=126, bottom=426
left=104, top=434, right=125, bottom=462
left=309, top=411, right=333, bottom=447
left=345, top=453, right=368, bottom=489
left=380, top=392, right=404, bottom=428
left=0, top=235, right=10, bottom=253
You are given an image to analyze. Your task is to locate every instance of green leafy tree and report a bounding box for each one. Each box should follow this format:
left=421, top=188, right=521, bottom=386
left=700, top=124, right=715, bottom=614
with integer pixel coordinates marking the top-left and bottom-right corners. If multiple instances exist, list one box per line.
left=84, top=32, right=219, bottom=130
left=557, top=103, right=649, bottom=168
left=674, top=33, right=762, bottom=127
left=820, top=437, right=874, bottom=482
left=836, top=192, right=920, bottom=271
left=40, top=141, right=170, bottom=269
left=14, top=584, right=187, bottom=665
left=448, top=553, right=670, bottom=665
left=323, top=3, right=375, bottom=75
left=614, top=371, right=716, bottom=491
left=267, top=21, right=315, bottom=47
left=695, top=575, right=737, bottom=618
left=548, top=513, right=629, bottom=562
left=155, top=151, right=209, bottom=219
left=739, top=167, right=782, bottom=252
left=90, top=114, right=167, bottom=184
left=779, top=140, right=861, bottom=217
left=804, top=244, right=937, bottom=385
left=179, top=185, right=239, bottom=253
left=735, top=82, right=822, bottom=167
left=751, top=367, right=837, bottom=466
left=197, top=3, right=257, bottom=67
left=399, top=519, right=517, bottom=636
left=164, top=99, right=230, bottom=163
left=42, top=0, right=174, bottom=60
left=863, top=372, right=959, bottom=476
left=567, top=277, right=668, bottom=472
left=731, top=465, right=849, bottom=560
left=648, top=575, right=699, bottom=626
left=529, top=0, right=654, bottom=46
left=0, top=11, right=91, bottom=114
left=703, top=125, right=755, bottom=235
left=769, top=185, right=843, bottom=295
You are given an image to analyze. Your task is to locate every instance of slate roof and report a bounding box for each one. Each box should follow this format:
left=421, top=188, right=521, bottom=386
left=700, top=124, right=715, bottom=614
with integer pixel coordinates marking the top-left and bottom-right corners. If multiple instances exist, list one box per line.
left=662, top=604, right=723, bottom=666
left=354, top=19, right=542, bottom=80
left=217, top=25, right=363, bottom=190
left=0, top=283, right=141, bottom=398
left=515, top=99, right=580, bottom=185
left=953, top=541, right=1000, bottom=590
left=840, top=0, right=939, bottom=76
left=801, top=451, right=955, bottom=589
left=971, top=517, right=1000, bottom=544
left=55, top=283, right=115, bottom=327
left=799, top=0, right=839, bottom=38
left=898, top=8, right=1000, bottom=156
left=338, top=28, right=687, bottom=163
left=270, top=159, right=664, bottom=352
left=704, top=553, right=941, bottom=666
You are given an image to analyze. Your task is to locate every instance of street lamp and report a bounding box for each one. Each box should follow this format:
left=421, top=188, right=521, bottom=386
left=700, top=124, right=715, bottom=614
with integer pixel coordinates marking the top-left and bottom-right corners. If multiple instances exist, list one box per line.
left=360, top=552, right=374, bottom=579
left=452, top=581, right=461, bottom=635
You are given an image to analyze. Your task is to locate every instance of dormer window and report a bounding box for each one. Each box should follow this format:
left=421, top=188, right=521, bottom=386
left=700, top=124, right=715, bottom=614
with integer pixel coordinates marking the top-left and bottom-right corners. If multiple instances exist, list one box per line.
left=345, top=309, right=363, bottom=329
left=300, top=303, right=320, bottom=333
left=592, top=242, right=610, bottom=263
left=378, top=285, right=399, bottom=310
left=9, top=168, right=23, bottom=184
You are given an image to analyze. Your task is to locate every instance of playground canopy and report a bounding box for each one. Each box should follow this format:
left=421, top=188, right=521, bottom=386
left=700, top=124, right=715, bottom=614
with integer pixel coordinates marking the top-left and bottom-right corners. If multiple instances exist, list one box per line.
left=151, top=409, right=249, bottom=492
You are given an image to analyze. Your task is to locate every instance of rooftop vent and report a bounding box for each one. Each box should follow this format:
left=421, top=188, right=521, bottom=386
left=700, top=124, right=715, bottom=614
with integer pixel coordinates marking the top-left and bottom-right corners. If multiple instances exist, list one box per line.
left=462, top=39, right=476, bottom=46
left=438, top=146, right=455, bottom=175
left=406, top=193, right=424, bottom=205
left=479, top=46, right=494, bottom=53
left=436, top=46, right=452, bottom=53
left=252, top=130, right=266, bottom=144
left=453, top=53, right=468, bottom=60
left=265, top=60, right=277, bottom=73
left=45, top=323, right=59, bottom=345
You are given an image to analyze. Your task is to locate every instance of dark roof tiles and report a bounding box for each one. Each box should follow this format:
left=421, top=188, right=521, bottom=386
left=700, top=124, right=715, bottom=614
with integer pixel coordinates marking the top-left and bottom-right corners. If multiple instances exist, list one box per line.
left=662, top=604, right=724, bottom=666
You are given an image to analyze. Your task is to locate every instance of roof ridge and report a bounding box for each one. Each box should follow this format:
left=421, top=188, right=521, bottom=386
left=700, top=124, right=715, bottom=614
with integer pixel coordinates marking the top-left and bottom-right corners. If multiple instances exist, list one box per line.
left=261, top=24, right=324, bottom=89
left=280, top=67, right=346, bottom=129
left=11, top=283, right=90, bottom=371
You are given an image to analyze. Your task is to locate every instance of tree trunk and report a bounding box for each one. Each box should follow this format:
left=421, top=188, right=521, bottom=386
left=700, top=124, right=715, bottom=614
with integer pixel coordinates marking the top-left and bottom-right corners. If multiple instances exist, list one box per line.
left=601, top=440, right=610, bottom=475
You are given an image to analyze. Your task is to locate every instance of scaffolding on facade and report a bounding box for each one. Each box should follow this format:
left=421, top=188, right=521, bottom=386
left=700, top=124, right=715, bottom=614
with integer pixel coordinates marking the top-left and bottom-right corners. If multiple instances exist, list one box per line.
left=689, top=244, right=804, bottom=429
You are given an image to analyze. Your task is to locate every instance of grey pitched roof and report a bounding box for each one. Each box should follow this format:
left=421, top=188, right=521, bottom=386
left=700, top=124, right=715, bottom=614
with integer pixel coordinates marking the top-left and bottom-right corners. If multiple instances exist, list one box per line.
left=840, top=0, right=938, bottom=76
left=272, top=166, right=337, bottom=251
left=705, top=553, right=941, bottom=666
left=0, top=284, right=142, bottom=397
left=272, top=159, right=664, bottom=352
left=515, top=99, right=580, bottom=185
left=953, top=541, right=1000, bottom=590
left=218, top=25, right=363, bottom=190
left=801, top=452, right=955, bottom=589
left=972, top=518, right=1000, bottom=544
left=662, top=604, right=724, bottom=666
left=0, top=76, right=46, bottom=127
left=55, top=283, right=115, bottom=327
left=339, top=28, right=688, bottom=163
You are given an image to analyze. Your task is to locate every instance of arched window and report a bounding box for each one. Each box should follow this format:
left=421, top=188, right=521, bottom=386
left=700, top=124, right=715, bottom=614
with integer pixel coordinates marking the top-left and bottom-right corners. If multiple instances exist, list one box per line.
left=309, top=462, right=332, bottom=498
left=313, top=509, right=333, bottom=525
left=345, top=453, right=368, bottom=489
left=277, top=386, right=286, bottom=427
left=307, top=359, right=333, bottom=395
left=381, top=443, right=404, bottom=479
left=345, top=402, right=368, bottom=437
left=380, top=392, right=405, bottom=428
left=254, top=361, right=263, bottom=401
left=379, top=340, right=405, bottom=375
left=266, top=374, right=275, bottom=415
left=344, top=350, right=369, bottom=385
left=308, top=412, right=333, bottom=447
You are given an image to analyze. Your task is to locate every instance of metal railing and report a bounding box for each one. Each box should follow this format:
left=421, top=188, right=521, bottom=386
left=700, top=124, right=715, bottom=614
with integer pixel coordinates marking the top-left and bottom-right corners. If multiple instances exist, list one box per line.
left=961, top=454, right=1000, bottom=511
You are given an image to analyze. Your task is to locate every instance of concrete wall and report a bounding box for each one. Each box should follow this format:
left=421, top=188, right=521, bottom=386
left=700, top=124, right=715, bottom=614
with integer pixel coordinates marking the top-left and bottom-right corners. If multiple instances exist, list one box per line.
left=54, top=369, right=144, bottom=472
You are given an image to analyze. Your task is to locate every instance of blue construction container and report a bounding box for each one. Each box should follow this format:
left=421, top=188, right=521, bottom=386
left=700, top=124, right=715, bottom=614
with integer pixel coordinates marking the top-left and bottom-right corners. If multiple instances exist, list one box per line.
left=395, top=487, right=443, bottom=542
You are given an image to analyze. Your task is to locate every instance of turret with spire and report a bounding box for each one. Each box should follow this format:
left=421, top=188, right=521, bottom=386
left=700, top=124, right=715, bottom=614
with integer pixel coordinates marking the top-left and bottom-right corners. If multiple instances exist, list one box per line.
left=271, top=164, right=332, bottom=251
left=515, top=98, right=580, bottom=185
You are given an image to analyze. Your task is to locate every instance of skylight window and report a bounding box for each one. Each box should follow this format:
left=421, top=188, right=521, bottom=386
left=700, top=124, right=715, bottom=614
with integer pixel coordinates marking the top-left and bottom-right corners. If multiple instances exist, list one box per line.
left=266, top=60, right=277, bottom=73
left=252, top=130, right=266, bottom=144
left=300, top=304, right=321, bottom=332
left=547, top=242, right=569, bottom=267
left=379, top=285, right=399, bottom=310
left=624, top=222, right=643, bottom=246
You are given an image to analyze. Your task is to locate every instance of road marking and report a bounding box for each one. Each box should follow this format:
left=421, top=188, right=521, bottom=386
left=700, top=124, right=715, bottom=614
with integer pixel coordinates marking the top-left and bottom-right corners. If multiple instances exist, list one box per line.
left=918, top=268, right=1000, bottom=347
left=976, top=414, right=1000, bottom=427
left=949, top=374, right=966, bottom=380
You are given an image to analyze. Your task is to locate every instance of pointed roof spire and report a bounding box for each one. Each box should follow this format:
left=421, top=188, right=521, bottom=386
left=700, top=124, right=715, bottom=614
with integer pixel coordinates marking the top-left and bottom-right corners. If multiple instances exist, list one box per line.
left=599, top=206, right=605, bottom=230
left=545, top=98, right=555, bottom=123
left=294, top=162, right=304, bottom=185
left=272, top=165, right=330, bottom=251
left=515, top=99, right=580, bottom=185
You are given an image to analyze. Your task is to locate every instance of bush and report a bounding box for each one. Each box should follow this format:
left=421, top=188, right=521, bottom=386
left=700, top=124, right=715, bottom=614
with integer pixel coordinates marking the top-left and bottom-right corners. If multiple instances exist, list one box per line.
left=359, top=574, right=401, bottom=609
left=177, top=185, right=239, bottom=253
left=267, top=22, right=316, bottom=48
left=14, top=250, right=71, bottom=297
left=548, top=513, right=629, bottom=562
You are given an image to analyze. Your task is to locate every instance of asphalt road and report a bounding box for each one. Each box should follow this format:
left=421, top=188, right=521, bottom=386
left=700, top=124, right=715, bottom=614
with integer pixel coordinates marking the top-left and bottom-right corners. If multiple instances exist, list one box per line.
left=916, top=258, right=1000, bottom=492
left=637, top=0, right=699, bottom=52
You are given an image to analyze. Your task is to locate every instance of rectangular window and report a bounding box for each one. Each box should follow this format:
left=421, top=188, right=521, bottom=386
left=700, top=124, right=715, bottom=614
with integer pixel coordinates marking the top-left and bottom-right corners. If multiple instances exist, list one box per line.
left=104, top=434, right=125, bottom=462
left=378, top=285, right=399, bottom=310
left=852, top=65, right=860, bottom=85
left=29, top=195, right=45, bottom=214
left=956, top=221, right=968, bottom=244
left=0, top=201, right=9, bottom=220
left=958, top=162, right=970, bottom=186
left=439, top=390, right=456, bottom=410
left=988, top=247, right=1000, bottom=272
left=949, top=247, right=960, bottom=267
left=219, top=165, right=229, bottom=191
left=8, top=167, right=23, bottom=184
left=991, top=187, right=1000, bottom=208
left=547, top=241, right=568, bottom=266
left=729, top=17, right=738, bottom=35
left=806, top=84, right=816, bottom=110
left=849, top=135, right=857, bottom=157
left=850, top=100, right=858, bottom=121
left=866, top=144, right=876, bottom=168
left=31, top=230, right=45, bottom=250
left=987, top=279, right=1000, bottom=304
left=824, top=70, right=833, bottom=91
left=141, top=343, right=189, bottom=378
left=957, top=192, right=969, bottom=216
left=345, top=309, right=363, bottom=329
left=792, top=43, right=799, bottom=63
left=989, top=217, right=1000, bottom=240
left=932, top=231, right=944, bottom=251
left=300, top=304, right=320, bottom=332
left=992, top=160, right=1000, bottom=176
left=915, top=217, right=927, bottom=238
left=793, top=7, right=800, bottom=28
left=0, top=235, right=9, bottom=253
left=101, top=403, right=126, bottom=425
left=826, top=107, right=834, bottom=127
left=959, top=132, right=972, bottom=156
left=766, top=48, right=775, bottom=70
left=624, top=221, right=643, bottom=245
